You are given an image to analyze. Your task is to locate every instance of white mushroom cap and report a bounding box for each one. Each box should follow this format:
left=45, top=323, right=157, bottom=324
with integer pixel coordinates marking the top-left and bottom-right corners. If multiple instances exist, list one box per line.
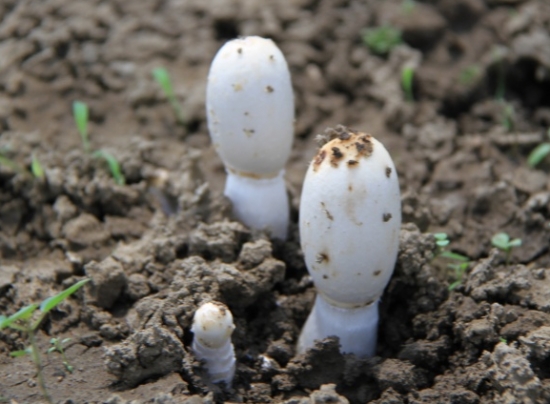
left=299, top=127, right=401, bottom=308
left=191, top=302, right=235, bottom=349
left=206, top=36, right=294, bottom=177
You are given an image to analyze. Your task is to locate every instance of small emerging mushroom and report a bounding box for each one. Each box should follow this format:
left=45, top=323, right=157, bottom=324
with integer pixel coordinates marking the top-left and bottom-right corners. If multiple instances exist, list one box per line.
left=191, top=301, right=236, bottom=386
left=297, top=125, right=401, bottom=357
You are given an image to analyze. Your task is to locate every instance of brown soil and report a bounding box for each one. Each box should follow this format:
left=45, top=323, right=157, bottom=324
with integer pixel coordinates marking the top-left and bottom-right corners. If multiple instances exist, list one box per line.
left=1, top=0, right=550, bottom=403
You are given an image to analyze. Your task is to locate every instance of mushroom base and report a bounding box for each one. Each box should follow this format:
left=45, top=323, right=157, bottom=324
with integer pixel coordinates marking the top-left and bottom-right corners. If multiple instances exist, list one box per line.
left=192, top=337, right=236, bottom=386
left=224, top=170, right=289, bottom=239
left=297, top=294, right=379, bottom=357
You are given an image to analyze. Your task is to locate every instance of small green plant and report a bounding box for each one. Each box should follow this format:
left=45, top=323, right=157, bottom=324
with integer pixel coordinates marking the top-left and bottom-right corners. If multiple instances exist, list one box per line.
left=459, top=64, right=481, bottom=86
left=491, top=232, right=521, bottom=266
left=401, top=66, right=415, bottom=102
left=527, top=128, right=550, bottom=168
left=0, top=149, right=45, bottom=180
left=31, top=154, right=45, bottom=179
left=92, top=150, right=125, bottom=185
left=152, top=67, right=185, bottom=125
left=72, top=101, right=125, bottom=185
left=73, top=101, right=90, bottom=153
left=0, top=279, right=89, bottom=404
left=433, top=233, right=471, bottom=290
left=48, top=337, right=73, bottom=373
left=362, top=26, right=402, bottom=56
left=499, top=336, right=508, bottom=344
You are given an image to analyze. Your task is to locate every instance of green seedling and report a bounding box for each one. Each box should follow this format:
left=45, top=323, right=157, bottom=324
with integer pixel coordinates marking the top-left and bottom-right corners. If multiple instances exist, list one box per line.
left=362, top=26, right=402, bottom=56
left=433, top=233, right=471, bottom=290
left=152, top=67, right=185, bottom=125
left=0, top=150, right=44, bottom=180
left=72, top=101, right=125, bottom=184
left=73, top=101, right=90, bottom=153
left=31, top=154, right=45, bottom=179
left=527, top=128, right=550, bottom=168
left=491, top=232, right=521, bottom=266
left=0, top=278, right=89, bottom=404
left=499, top=336, right=508, bottom=344
left=93, top=150, right=125, bottom=185
left=459, top=65, right=481, bottom=86
left=401, top=66, right=415, bottom=102
left=48, top=337, right=73, bottom=373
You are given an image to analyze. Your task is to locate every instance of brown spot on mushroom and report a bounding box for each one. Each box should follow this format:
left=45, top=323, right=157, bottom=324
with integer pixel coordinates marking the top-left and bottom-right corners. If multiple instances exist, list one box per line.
left=243, top=128, right=255, bottom=137
left=386, top=166, right=392, bottom=178
left=313, top=149, right=327, bottom=171
left=348, top=184, right=353, bottom=191
left=233, top=83, right=243, bottom=91
left=330, top=147, right=344, bottom=166
left=266, top=85, right=274, bottom=93
left=383, top=213, right=392, bottom=222
left=269, top=54, right=274, bottom=61
left=316, top=252, right=329, bottom=263
left=244, top=111, right=249, bottom=116
left=323, top=275, right=328, bottom=279
left=373, top=270, right=381, bottom=277
left=347, top=159, right=358, bottom=167
left=320, top=202, right=334, bottom=221
left=237, top=48, right=242, bottom=54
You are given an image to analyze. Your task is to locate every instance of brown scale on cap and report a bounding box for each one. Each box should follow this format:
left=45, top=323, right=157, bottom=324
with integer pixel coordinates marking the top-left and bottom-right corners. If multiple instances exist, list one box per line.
left=312, top=126, right=374, bottom=171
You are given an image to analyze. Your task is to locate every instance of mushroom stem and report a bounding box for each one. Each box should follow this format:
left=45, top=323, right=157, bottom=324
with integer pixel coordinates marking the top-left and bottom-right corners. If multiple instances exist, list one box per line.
left=191, top=337, right=236, bottom=385
left=297, top=295, right=379, bottom=357
left=225, top=170, right=289, bottom=239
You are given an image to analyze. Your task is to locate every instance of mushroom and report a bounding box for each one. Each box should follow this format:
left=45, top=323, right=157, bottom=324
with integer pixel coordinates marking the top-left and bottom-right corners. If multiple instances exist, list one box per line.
left=297, top=125, right=401, bottom=357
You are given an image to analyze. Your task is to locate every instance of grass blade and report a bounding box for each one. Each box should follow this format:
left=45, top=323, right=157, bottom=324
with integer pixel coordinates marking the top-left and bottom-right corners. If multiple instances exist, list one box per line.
left=39, top=279, right=90, bottom=314
left=92, top=150, right=125, bottom=185
left=0, top=304, right=39, bottom=329
left=73, top=101, right=90, bottom=153
left=527, top=143, right=550, bottom=168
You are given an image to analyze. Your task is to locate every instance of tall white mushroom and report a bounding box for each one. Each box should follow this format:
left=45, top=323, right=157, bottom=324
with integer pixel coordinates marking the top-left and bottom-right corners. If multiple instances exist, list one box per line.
left=297, top=126, right=401, bottom=357
left=206, top=36, right=294, bottom=239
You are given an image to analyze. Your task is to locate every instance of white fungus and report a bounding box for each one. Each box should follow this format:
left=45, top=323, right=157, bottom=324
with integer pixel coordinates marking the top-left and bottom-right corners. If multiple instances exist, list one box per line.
left=206, top=36, right=294, bottom=239
left=297, top=126, right=401, bottom=357
left=191, top=301, right=236, bottom=386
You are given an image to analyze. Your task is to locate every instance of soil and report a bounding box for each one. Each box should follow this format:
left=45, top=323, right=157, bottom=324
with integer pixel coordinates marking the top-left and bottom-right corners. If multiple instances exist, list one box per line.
left=1, top=0, right=550, bottom=403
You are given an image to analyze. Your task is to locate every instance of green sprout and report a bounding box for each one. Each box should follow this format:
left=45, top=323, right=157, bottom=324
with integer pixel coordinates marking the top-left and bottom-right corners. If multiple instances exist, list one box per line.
left=499, top=336, right=508, bottom=344
left=152, top=67, right=185, bottom=125
left=527, top=128, right=550, bottom=168
left=92, top=150, right=125, bottom=185
left=48, top=337, right=73, bottom=373
left=433, top=233, right=471, bottom=290
left=459, top=65, right=481, bottom=86
left=401, top=66, right=415, bottom=102
left=0, top=279, right=89, bottom=404
left=31, top=154, right=45, bottom=179
left=362, top=26, right=402, bottom=56
left=72, top=101, right=125, bottom=185
left=491, top=232, right=521, bottom=266
left=73, top=101, right=90, bottom=153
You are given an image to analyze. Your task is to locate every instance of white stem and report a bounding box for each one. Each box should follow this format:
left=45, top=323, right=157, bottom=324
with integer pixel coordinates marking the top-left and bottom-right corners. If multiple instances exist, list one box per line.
left=297, top=294, right=379, bottom=357
left=224, top=170, right=289, bottom=239
left=192, top=337, right=236, bottom=386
